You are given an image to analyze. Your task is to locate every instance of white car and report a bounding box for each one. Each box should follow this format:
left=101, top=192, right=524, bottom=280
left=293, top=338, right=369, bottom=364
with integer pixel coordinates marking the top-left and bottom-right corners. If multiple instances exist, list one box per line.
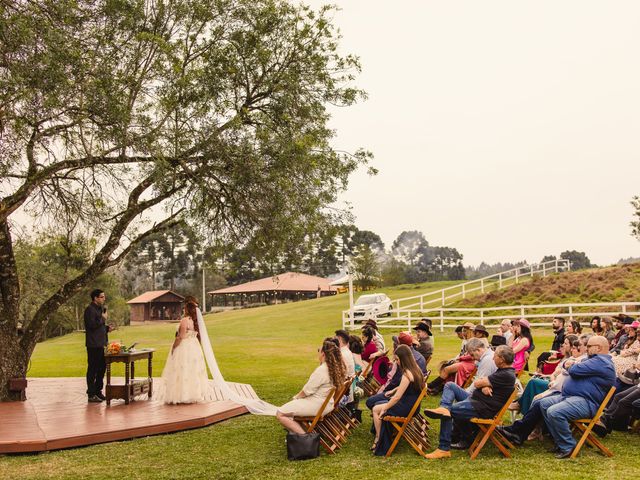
left=352, top=293, right=393, bottom=320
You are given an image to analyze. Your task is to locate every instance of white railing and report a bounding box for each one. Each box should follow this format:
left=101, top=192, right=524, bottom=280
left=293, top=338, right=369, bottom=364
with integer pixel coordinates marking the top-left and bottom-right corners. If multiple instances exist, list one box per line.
left=342, top=259, right=571, bottom=327
left=342, top=301, right=640, bottom=332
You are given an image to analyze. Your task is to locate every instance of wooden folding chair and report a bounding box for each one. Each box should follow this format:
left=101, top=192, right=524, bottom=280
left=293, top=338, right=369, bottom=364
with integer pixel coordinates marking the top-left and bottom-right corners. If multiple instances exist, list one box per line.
left=570, top=386, right=616, bottom=459
left=382, top=386, right=431, bottom=457
left=468, top=389, right=518, bottom=460
left=461, top=367, right=477, bottom=389
left=320, top=377, right=358, bottom=448
left=294, top=387, right=338, bottom=454
left=359, top=358, right=382, bottom=397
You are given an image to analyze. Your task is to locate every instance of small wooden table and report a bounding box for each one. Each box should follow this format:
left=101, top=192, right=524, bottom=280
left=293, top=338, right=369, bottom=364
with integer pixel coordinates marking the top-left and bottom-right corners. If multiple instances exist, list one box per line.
left=105, top=349, right=155, bottom=406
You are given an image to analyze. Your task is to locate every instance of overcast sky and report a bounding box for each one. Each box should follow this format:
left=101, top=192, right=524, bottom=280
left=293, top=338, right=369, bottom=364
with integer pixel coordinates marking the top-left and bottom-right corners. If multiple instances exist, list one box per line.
left=305, top=0, right=640, bottom=266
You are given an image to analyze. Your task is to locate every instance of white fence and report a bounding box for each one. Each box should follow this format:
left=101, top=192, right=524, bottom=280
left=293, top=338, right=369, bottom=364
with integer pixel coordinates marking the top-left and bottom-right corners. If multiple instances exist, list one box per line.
left=342, top=259, right=571, bottom=326
left=343, top=301, right=640, bottom=332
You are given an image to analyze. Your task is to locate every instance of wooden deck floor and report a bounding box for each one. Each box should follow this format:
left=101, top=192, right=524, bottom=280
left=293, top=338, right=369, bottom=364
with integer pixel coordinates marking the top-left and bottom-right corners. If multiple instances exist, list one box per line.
left=0, top=378, right=257, bottom=453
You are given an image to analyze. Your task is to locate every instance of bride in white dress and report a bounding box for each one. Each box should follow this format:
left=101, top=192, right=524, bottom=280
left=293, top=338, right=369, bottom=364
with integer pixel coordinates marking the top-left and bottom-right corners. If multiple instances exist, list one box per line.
left=158, top=298, right=214, bottom=404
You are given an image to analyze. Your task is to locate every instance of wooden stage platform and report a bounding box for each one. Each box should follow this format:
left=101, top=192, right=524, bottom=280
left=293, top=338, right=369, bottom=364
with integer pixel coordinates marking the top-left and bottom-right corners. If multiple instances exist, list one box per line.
left=0, top=378, right=258, bottom=454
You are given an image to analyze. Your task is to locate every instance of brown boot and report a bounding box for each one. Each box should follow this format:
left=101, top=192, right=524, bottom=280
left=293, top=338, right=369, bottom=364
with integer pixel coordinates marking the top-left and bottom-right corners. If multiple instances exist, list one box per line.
left=425, top=448, right=452, bottom=459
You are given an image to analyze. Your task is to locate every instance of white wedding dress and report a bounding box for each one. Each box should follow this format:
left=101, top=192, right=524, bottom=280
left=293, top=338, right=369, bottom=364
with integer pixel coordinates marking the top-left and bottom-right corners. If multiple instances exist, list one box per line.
left=158, top=328, right=214, bottom=404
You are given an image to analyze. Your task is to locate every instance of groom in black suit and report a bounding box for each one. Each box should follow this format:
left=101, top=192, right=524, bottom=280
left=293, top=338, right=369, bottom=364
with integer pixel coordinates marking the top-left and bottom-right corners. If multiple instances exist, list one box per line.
left=84, top=289, right=112, bottom=402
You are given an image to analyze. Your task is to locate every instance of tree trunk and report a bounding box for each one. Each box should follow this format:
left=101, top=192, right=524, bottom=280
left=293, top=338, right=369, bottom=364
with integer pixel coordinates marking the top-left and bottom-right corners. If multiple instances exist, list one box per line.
left=0, top=327, right=30, bottom=401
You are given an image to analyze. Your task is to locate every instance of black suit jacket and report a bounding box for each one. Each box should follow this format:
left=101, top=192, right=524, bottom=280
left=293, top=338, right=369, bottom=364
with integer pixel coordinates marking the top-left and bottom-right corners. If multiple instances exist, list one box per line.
left=84, top=302, right=108, bottom=348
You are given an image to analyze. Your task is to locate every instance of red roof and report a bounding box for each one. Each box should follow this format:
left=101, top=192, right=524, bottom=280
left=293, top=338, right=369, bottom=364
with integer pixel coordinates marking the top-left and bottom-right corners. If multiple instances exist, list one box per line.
left=209, top=272, right=336, bottom=295
left=127, top=290, right=185, bottom=304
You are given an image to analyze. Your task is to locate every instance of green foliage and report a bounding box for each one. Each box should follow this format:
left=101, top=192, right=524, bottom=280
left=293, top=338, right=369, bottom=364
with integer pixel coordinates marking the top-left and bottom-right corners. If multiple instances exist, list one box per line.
left=14, top=233, right=128, bottom=338
left=560, top=250, right=593, bottom=270
left=352, top=244, right=380, bottom=290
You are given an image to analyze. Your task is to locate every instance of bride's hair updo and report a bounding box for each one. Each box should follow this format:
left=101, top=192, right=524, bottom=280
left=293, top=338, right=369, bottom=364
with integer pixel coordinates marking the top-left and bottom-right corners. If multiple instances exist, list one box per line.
left=183, top=296, right=201, bottom=340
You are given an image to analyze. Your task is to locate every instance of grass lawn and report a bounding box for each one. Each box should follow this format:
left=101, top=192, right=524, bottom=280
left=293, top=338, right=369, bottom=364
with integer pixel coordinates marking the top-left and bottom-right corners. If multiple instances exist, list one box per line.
left=2, top=282, right=637, bottom=479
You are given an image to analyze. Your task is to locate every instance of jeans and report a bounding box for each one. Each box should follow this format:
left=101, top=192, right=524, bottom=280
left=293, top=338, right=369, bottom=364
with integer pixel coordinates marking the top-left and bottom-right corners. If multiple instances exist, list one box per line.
left=438, top=400, right=478, bottom=450
left=540, top=395, right=593, bottom=453
left=440, top=382, right=470, bottom=410
left=603, top=385, right=640, bottom=429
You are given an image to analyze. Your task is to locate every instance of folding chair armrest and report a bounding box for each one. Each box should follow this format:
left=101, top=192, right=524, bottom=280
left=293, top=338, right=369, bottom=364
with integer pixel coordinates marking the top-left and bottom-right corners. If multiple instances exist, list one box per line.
left=470, top=418, right=494, bottom=424
left=383, top=416, right=407, bottom=423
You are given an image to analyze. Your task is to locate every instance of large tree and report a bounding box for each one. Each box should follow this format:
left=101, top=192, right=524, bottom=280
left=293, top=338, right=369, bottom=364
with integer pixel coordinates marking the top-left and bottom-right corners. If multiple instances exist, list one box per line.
left=0, top=0, right=370, bottom=400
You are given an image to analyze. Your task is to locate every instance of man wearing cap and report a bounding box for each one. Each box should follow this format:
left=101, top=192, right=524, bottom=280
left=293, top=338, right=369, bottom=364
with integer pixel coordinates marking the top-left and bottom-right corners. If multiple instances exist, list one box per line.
left=612, top=317, right=634, bottom=354
left=413, top=321, right=434, bottom=365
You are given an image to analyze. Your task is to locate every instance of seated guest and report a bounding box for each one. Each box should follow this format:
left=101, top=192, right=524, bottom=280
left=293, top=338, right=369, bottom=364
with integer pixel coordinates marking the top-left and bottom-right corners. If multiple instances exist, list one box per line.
left=566, top=320, right=582, bottom=336
left=516, top=334, right=579, bottom=414
left=611, top=321, right=640, bottom=392
left=536, top=317, right=566, bottom=369
left=594, top=359, right=640, bottom=435
left=611, top=317, right=634, bottom=354
left=600, top=317, right=616, bottom=343
left=497, top=335, right=591, bottom=445
left=366, top=332, right=426, bottom=413
left=335, top=329, right=356, bottom=378
left=538, top=336, right=615, bottom=458
left=413, top=321, right=434, bottom=365
left=611, top=314, right=629, bottom=349
left=591, top=316, right=604, bottom=335
left=276, top=339, right=346, bottom=433
left=335, top=329, right=356, bottom=403
left=499, top=319, right=514, bottom=346
left=424, top=345, right=516, bottom=458
left=363, top=319, right=386, bottom=351
left=361, top=326, right=390, bottom=385
left=371, top=345, right=425, bottom=455
left=426, top=323, right=475, bottom=394
left=472, top=325, right=490, bottom=347
left=512, top=319, right=533, bottom=373
left=348, top=335, right=365, bottom=373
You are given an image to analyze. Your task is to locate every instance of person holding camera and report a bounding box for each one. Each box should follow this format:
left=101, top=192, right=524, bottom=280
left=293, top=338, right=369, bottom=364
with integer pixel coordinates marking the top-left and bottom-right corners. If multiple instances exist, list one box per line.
left=84, top=289, right=113, bottom=403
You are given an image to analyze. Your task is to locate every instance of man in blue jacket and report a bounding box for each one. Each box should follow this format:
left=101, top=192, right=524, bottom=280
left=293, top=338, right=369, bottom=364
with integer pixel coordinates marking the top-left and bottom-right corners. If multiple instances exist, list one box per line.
left=538, top=335, right=615, bottom=458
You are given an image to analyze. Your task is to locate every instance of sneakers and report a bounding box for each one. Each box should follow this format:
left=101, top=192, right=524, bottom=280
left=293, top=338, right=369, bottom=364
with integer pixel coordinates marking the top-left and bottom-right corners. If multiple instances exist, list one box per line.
left=88, top=395, right=103, bottom=403
left=425, top=448, right=451, bottom=459
left=424, top=407, right=451, bottom=419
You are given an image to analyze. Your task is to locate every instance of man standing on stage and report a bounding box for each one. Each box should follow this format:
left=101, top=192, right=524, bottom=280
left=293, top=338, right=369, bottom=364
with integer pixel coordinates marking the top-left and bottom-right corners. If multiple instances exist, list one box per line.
left=84, top=289, right=112, bottom=403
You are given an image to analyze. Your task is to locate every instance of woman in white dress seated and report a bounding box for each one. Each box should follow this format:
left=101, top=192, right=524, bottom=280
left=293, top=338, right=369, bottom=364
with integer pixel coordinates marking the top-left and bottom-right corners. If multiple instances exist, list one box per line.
left=276, top=339, right=346, bottom=433
left=158, top=297, right=214, bottom=404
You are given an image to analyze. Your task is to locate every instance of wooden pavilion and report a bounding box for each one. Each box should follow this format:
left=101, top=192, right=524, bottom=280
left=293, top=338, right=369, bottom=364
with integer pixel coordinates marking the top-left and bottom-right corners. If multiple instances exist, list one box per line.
left=127, top=290, right=185, bottom=322
left=209, top=272, right=337, bottom=307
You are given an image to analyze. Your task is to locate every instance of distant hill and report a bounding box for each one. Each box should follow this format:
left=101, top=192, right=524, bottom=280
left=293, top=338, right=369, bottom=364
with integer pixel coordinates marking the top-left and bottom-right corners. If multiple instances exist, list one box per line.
left=454, top=263, right=640, bottom=307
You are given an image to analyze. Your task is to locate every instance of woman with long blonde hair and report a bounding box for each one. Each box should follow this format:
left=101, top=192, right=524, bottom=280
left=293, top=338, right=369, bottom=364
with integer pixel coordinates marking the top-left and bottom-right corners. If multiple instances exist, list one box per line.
left=276, top=339, right=347, bottom=434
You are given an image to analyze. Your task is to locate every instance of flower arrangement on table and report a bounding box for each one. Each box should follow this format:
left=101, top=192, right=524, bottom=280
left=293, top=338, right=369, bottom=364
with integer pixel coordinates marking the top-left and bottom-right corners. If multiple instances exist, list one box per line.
left=106, top=341, right=135, bottom=355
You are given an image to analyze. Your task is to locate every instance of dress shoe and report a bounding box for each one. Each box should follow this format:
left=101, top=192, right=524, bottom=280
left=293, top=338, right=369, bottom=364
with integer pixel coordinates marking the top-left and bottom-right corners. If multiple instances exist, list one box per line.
left=547, top=445, right=561, bottom=453
left=88, top=395, right=103, bottom=403
left=496, top=426, right=522, bottom=446
left=425, top=449, right=451, bottom=459
left=554, top=449, right=573, bottom=459
left=95, top=392, right=106, bottom=401
left=450, top=442, right=470, bottom=450
left=591, top=420, right=608, bottom=438
left=423, top=407, right=451, bottom=419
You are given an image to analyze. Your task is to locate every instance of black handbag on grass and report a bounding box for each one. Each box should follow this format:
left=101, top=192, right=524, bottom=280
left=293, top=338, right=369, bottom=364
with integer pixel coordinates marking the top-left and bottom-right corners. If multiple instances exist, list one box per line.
left=286, top=432, right=320, bottom=460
